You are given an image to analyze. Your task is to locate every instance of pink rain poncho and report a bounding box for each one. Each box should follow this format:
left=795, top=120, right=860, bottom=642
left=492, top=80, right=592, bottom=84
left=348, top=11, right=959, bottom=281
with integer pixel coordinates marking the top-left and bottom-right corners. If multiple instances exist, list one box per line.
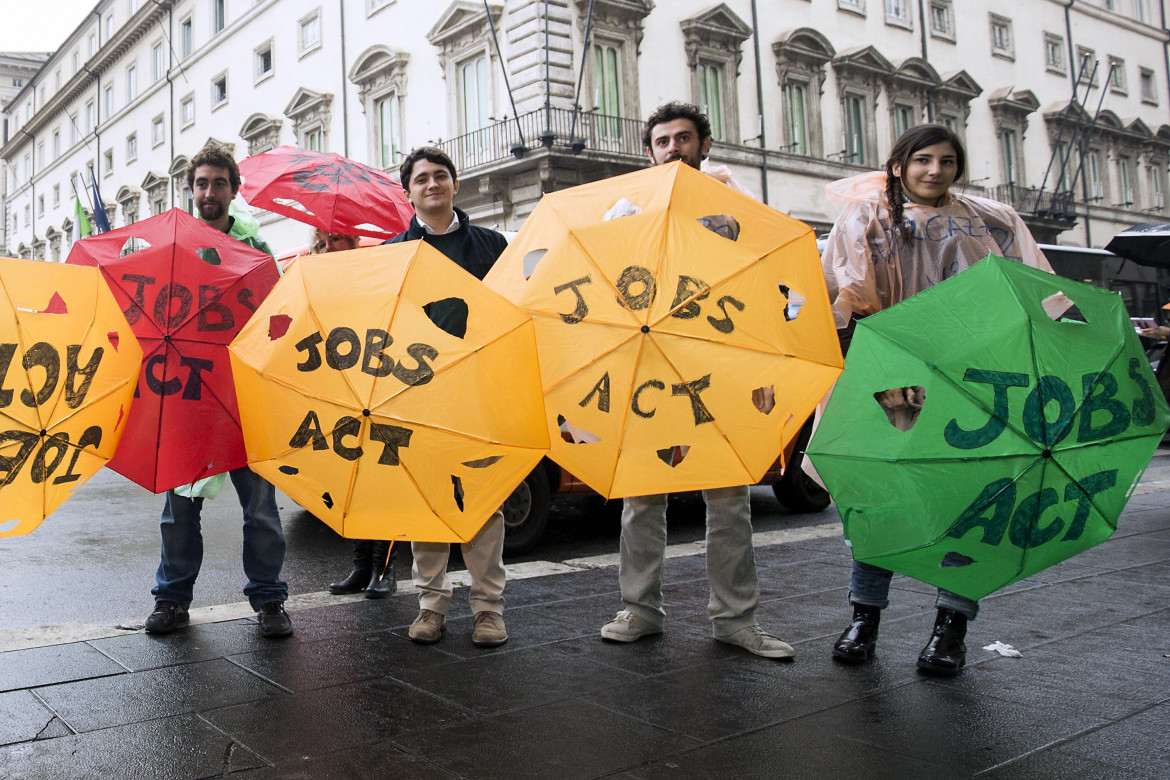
left=821, top=171, right=1055, bottom=329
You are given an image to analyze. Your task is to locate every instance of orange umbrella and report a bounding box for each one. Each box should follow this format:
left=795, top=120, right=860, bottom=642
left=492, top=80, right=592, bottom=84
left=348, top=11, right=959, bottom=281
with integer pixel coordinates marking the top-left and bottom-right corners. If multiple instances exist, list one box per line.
left=485, top=161, right=842, bottom=498
left=0, top=258, right=141, bottom=536
left=229, top=241, right=548, bottom=542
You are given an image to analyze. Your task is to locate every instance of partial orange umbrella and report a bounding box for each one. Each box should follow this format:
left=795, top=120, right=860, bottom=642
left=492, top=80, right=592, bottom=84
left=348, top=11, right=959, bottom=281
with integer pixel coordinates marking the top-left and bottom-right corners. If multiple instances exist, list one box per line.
left=484, top=161, right=842, bottom=498
left=229, top=241, right=549, bottom=542
left=0, top=258, right=142, bottom=536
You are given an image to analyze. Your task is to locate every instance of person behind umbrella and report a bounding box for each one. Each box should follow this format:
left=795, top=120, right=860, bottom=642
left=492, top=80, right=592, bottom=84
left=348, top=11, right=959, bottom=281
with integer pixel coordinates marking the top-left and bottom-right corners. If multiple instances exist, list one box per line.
left=305, top=228, right=399, bottom=600
left=821, top=124, right=1058, bottom=675
left=598, top=101, right=795, bottom=660
left=311, top=228, right=360, bottom=254
left=144, top=142, right=293, bottom=638
left=384, top=146, right=511, bottom=648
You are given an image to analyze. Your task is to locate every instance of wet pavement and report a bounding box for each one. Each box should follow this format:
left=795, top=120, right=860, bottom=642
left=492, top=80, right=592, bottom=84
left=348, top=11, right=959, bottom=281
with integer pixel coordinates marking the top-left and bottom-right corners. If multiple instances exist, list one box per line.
left=0, top=449, right=1167, bottom=778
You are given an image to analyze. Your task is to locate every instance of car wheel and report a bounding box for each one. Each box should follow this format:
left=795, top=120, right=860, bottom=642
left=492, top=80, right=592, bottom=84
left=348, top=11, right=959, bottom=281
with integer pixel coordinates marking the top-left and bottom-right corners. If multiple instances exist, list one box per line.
left=501, top=466, right=552, bottom=555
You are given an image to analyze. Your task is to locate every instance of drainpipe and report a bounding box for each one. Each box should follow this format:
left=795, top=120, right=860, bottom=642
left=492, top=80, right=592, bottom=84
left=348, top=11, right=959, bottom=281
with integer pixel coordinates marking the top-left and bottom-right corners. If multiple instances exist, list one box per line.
left=167, top=3, right=175, bottom=208
left=1162, top=1, right=1170, bottom=119
left=749, top=0, right=769, bottom=204
left=339, top=0, right=350, bottom=157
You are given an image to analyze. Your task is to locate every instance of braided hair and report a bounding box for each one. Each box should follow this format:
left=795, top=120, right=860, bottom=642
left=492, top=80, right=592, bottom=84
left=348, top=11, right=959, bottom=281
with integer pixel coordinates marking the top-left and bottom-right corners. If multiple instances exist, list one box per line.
left=884, top=124, right=966, bottom=243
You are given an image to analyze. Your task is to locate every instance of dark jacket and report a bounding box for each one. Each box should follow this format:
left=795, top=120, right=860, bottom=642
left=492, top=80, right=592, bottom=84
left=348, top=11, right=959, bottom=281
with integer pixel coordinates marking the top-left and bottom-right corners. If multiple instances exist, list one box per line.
left=384, top=207, right=507, bottom=281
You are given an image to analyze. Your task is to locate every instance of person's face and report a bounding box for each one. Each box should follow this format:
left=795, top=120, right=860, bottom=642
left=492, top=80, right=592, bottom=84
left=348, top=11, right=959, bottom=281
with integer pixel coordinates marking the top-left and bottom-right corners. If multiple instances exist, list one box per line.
left=405, top=159, right=459, bottom=216
left=646, top=118, right=711, bottom=169
left=316, top=233, right=356, bottom=253
left=192, top=164, right=236, bottom=224
left=893, top=141, right=960, bottom=205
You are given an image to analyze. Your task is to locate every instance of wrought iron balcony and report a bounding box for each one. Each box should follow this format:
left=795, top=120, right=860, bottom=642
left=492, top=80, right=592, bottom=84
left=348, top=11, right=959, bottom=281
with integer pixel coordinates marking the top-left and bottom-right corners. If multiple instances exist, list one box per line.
left=993, top=183, right=1077, bottom=222
left=438, top=107, right=645, bottom=172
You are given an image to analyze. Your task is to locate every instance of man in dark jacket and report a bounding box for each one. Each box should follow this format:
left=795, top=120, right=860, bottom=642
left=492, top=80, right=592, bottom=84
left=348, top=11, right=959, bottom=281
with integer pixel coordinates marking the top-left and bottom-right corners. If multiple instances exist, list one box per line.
left=386, top=147, right=510, bottom=648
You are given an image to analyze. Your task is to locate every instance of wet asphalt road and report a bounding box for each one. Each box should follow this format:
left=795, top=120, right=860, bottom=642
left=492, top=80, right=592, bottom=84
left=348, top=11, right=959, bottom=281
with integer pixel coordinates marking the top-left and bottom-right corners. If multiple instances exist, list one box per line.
left=0, top=469, right=826, bottom=631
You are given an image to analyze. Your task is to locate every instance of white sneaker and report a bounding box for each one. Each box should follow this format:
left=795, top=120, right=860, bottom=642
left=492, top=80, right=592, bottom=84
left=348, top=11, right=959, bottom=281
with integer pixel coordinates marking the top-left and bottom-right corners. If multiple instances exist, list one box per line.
left=600, top=610, right=663, bottom=642
left=716, top=624, right=795, bottom=659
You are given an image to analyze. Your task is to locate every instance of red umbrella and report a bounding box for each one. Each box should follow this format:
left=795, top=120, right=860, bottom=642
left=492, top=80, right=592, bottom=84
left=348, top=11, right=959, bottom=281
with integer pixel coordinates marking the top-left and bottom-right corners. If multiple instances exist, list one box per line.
left=239, top=145, right=414, bottom=240
left=66, top=208, right=278, bottom=492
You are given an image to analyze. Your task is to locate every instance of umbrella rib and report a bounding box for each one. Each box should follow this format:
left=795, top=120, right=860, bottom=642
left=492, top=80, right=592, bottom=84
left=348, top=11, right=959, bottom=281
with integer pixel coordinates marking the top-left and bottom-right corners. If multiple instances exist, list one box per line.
left=296, top=266, right=374, bottom=411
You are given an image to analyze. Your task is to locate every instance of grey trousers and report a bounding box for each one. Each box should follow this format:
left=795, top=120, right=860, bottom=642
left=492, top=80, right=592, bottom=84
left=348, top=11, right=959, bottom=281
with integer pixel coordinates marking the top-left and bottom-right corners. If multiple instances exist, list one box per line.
left=411, top=510, right=506, bottom=616
left=619, top=485, right=759, bottom=636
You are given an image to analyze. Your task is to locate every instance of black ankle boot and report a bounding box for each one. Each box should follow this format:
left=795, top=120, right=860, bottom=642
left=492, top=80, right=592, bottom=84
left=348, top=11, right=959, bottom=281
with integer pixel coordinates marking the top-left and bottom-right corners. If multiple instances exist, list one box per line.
left=329, top=540, right=373, bottom=595
left=365, top=542, right=396, bottom=599
left=832, top=604, right=881, bottom=663
left=916, top=608, right=968, bottom=676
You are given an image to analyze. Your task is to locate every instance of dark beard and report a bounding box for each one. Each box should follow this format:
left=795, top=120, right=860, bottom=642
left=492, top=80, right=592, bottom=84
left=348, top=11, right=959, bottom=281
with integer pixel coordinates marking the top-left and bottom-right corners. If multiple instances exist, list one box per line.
left=197, top=201, right=224, bottom=221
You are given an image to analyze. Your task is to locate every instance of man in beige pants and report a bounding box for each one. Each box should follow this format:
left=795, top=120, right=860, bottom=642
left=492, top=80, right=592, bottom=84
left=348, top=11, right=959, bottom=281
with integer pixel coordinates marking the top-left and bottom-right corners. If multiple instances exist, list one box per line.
left=384, top=147, right=510, bottom=647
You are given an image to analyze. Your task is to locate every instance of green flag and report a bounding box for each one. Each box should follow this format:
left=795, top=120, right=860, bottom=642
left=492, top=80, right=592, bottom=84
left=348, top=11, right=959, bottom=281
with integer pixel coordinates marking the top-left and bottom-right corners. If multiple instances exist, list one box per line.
left=72, top=193, right=93, bottom=244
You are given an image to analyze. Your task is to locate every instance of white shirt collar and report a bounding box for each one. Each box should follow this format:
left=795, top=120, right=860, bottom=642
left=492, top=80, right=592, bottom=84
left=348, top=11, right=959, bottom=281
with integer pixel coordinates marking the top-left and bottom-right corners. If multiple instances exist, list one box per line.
left=418, top=211, right=460, bottom=235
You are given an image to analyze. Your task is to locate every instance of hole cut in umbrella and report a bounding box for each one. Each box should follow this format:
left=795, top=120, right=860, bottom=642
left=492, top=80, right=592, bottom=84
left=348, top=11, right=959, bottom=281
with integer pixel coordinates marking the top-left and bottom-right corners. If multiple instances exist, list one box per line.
left=557, top=414, right=600, bottom=444
left=940, top=551, right=975, bottom=568
left=118, top=237, right=152, bottom=256
left=523, top=249, right=547, bottom=280
left=779, top=283, right=805, bottom=321
left=463, top=455, right=503, bottom=468
left=602, top=198, right=642, bottom=221
left=1043, top=291, right=1085, bottom=324
left=452, top=475, right=465, bottom=511
left=197, top=248, right=222, bottom=266
left=423, top=297, right=470, bottom=338
left=697, top=214, right=741, bottom=241
left=752, top=385, right=776, bottom=415
left=873, top=386, right=926, bottom=431
left=656, top=445, right=690, bottom=467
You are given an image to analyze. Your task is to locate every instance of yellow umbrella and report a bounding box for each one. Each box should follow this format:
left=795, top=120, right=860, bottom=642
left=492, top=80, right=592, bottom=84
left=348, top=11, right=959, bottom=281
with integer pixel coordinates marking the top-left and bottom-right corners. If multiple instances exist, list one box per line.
left=0, top=257, right=142, bottom=536
left=484, top=161, right=842, bottom=498
left=228, top=241, right=549, bottom=542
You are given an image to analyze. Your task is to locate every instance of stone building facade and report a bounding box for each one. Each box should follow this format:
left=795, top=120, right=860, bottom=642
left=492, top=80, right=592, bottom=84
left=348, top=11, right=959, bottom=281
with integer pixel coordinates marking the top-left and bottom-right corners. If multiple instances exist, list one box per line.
left=1, top=0, right=1168, bottom=296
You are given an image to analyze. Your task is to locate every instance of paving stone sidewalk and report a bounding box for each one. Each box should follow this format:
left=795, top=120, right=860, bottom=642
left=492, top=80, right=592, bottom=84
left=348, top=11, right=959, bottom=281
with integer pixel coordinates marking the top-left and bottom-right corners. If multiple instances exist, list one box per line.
left=0, top=476, right=1167, bottom=778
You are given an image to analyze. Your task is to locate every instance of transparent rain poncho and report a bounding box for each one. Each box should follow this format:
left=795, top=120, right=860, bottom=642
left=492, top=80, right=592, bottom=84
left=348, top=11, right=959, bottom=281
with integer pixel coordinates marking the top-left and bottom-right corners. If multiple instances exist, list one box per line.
left=821, top=171, right=1054, bottom=329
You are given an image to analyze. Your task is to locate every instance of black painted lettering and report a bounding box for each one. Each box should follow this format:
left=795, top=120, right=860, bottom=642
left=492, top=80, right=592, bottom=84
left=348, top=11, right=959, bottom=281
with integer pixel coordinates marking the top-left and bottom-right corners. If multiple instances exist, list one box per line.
left=0, top=429, right=39, bottom=487
left=21, top=342, right=61, bottom=408
left=179, top=356, right=214, bottom=400
left=30, top=433, right=69, bottom=484
left=631, top=379, right=665, bottom=418
left=370, top=422, right=413, bottom=465
left=579, top=372, right=611, bottom=413
left=0, top=343, right=15, bottom=408
left=362, top=329, right=394, bottom=377
left=153, top=283, right=192, bottom=329
left=706, top=296, right=744, bottom=334
left=120, top=273, right=155, bottom=326
left=945, top=477, right=1016, bottom=545
left=614, top=266, right=656, bottom=311
left=197, top=285, right=235, bottom=332
left=325, top=327, right=361, bottom=370
left=943, top=369, right=1029, bottom=449
left=332, top=416, right=363, bottom=461
left=52, top=426, right=102, bottom=484
left=670, top=276, right=709, bottom=320
left=144, top=353, right=182, bottom=396
left=553, top=276, right=592, bottom=324
left=671, top=374, right=715, bottom=425
left=295, top=332, right=324, bottom=372
left=392, top=343, right=437, bottom=386
left=64, top=345, right=103, bottom=409
left=289, top=410, right=329, bottom=450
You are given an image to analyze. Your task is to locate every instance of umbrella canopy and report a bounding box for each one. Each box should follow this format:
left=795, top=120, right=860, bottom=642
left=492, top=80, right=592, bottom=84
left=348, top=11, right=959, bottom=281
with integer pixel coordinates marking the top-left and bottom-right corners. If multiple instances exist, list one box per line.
left=67, top=208, right=278, bottom=492
left=808, top=254, right=1170, bottom=600
left=484, top=161, right=842, bottom=498
left=239, top=146, right=413, bottom=240
left=0, top=257, right=142, bottom=536
left=228, top=241, right=549, bottom=542
left=1104, top=222, right=1170, bottom=269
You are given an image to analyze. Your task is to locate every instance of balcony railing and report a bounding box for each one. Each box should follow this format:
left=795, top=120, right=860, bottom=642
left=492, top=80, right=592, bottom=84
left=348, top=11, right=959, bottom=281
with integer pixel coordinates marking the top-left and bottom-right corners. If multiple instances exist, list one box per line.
left=439, top=107, right=645, bottom=172
left=994, top=183, right=1077, bottom=222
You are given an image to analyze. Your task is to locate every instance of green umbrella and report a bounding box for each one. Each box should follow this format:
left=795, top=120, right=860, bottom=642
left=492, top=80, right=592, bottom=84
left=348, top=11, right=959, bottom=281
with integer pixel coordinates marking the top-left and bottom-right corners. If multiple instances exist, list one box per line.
left=808, top=254, right=1170, bottom=601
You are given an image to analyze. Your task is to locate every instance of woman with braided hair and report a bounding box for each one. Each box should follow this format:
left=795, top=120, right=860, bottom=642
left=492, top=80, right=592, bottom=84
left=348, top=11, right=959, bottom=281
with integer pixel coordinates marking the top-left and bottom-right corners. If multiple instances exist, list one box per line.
left=820, top=124, right=1057, bottom=675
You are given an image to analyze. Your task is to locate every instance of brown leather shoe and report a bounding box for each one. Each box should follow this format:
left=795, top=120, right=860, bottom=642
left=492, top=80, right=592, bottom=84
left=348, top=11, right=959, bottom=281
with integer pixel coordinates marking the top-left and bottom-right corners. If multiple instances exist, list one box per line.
left=471, top=611, right=507, bottom=647
left=408, top=609, right=445, bottom=644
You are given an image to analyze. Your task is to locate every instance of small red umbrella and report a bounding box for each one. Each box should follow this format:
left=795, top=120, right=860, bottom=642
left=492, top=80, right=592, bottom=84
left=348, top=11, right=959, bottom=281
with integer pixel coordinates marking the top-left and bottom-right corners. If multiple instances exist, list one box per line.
left=239, top=145, right=414, bottom=240
left=66, top=208, right=278, bottom=492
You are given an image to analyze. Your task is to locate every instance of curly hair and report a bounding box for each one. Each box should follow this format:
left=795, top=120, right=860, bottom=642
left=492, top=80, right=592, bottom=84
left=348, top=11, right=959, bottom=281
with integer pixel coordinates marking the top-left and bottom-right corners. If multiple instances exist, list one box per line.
left=885, top=124, right=966, bottom=243
left=398, top=147, right=457, bottom=192
left=186, top=143, right=241, bottom=191
left=642, top=101, right=713, bottom=151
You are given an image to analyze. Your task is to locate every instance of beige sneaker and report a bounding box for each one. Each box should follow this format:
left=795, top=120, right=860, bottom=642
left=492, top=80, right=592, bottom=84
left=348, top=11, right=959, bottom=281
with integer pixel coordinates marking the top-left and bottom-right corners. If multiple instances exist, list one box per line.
left=471, top=611, right=508, bottom=647
left=715, top=624, right=795, bottom=659
left=408, top=609, right=446, bottom=644
left=600, top=610, right=663, bottom=642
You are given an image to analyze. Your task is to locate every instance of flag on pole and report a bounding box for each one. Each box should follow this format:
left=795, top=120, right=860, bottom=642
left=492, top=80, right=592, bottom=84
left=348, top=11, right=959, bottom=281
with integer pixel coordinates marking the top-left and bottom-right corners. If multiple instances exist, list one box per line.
left=90, top=172, right=112, bottom=233
left=72, top=193, right=93, bottom=243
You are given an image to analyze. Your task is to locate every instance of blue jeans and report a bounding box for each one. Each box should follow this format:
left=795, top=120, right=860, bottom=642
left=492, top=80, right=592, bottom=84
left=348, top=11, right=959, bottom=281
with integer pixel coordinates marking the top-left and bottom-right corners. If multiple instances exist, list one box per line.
left=152, top=467, right=287, bottom=611
left=849, top=560, right=979, bottom=620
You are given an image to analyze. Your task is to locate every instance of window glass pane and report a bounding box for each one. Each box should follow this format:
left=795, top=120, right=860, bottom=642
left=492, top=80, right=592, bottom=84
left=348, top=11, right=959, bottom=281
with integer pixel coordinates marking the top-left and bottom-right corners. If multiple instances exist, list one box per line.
left=786, top=83, right=807, bottom=155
